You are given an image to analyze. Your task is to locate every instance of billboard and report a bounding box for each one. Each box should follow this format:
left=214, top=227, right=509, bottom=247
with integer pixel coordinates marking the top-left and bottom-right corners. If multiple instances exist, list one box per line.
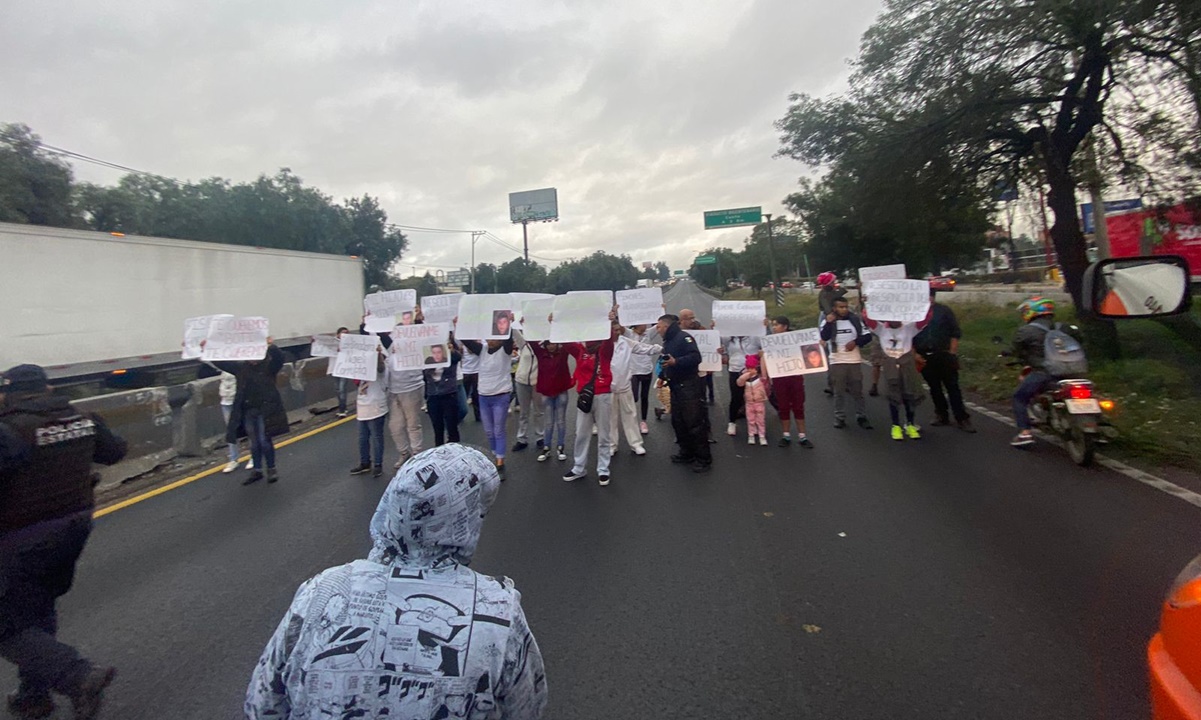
left=1107, top=203, right=1201, bottom=281
left=509, top=188, right=559, bottom=223
left=1080, top=198, right=1143, bottom=234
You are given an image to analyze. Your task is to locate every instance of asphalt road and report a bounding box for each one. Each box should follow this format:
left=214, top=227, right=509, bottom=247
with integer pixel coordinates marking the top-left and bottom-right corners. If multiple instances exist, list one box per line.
left=6, top=277, right=1201, bottom=719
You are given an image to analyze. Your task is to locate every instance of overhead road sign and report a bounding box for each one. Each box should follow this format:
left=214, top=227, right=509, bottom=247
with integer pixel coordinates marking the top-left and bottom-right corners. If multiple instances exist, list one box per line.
left=694, top=255, right=717, bottom=266
left=704, top=207, right=762, bottom=229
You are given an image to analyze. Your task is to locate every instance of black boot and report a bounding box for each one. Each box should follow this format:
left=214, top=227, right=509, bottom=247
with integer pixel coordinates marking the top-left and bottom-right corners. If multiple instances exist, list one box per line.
left=7, top=687, right=54, bottom=719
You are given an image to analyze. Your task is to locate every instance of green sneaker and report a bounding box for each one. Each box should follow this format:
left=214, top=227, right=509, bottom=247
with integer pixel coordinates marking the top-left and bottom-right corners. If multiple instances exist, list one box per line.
left=890, top=425, right=904, bottom=441
left=905, top=424, right=921, bottom=440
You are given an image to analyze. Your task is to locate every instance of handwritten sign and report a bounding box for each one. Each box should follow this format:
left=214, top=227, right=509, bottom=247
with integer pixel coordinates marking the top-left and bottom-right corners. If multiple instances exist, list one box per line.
left=182, top=314, right=231, bottom=359
left=201, top=316, right=269, bottom=361
left=712, top=300, right=767, bottom=337
left=310, top=334, right=340, bottom=358
left=685, top=330, right=723, bottom=372
left=509, top=292, right=553, bottom=331
left=615, top=288, right=664, bottom=326
left=332, top=333, right=380, bottom=382
left=550, top=292, right=612, bottom=343
left=364, top=289, right=418, bottom=333
left=863, top=279, right=930, bottom=323
left=390, top=323, right=453, bottom=370
left=455, top=294, right=514, bottom=340
left=520, top=298, right=555, bottom=342
left=421, top=293, right=463, bottom=326
left=762, top=328, right=826, bottom=378
left=858, top=264, right=907, bottom=285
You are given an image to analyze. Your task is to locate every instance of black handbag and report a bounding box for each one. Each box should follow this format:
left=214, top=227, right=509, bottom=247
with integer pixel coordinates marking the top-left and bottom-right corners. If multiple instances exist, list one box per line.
left=576, top=349, right=602, bottom=413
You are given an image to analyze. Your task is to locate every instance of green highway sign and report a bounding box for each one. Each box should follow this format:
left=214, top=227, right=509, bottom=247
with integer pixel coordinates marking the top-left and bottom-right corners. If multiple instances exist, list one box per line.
left=704, top=206, right=762, bottom=229
left=694, top=255, right=717, bottom=266
left=674, top=269, right=685, bottom=276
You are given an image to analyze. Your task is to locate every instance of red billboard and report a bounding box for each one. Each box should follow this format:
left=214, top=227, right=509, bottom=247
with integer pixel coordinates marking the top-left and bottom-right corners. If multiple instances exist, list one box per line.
left=1107, top=203, right=1201, bottom=280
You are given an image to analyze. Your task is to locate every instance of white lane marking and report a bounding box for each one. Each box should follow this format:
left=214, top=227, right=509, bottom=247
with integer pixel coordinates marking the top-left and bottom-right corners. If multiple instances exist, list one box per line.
left=965, top=401, right=1201, bottom=510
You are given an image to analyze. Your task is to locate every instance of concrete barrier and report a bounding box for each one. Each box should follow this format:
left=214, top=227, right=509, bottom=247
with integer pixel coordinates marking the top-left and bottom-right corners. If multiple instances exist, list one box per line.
left=78, top=360, right=340, bottom=490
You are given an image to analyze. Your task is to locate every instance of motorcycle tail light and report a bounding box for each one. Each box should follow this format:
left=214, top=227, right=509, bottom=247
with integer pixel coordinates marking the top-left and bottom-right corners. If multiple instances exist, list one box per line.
left=1168, top=555, right=1201, bottom=609
left=1069, top=385, right=1093, bottom=399
left=1099, top=399, right=1115, bottom=411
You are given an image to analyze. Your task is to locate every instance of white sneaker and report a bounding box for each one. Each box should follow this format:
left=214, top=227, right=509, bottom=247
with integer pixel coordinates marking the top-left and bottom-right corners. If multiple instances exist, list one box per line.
left=727, top=422, right=737, bottom=436
left=598, top=474, right=610, bottom=486
left=222, top=461, right=238, bottom=473
left=592, top=425, right=598, bottom=435
left=245, top=459, right=255, bottom=470
left=747, top=435, right=755, bottom=445
left=633, top=447, right=646, bottom=456
left=759, top=435, right=769, bottom=446
left=556, top=446, right=567, bottom=461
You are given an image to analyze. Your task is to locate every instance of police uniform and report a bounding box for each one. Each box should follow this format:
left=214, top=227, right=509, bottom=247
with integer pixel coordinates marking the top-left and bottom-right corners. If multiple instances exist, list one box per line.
left=0, top=365, right=126, bottom=718
left=660, top=322, right=712, bottom=469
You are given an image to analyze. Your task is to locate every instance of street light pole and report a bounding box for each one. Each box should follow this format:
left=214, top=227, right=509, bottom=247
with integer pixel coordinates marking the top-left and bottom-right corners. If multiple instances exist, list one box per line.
left=764, top=213, right=782, bottom=307
left=470, top=231, right=483, bottom=293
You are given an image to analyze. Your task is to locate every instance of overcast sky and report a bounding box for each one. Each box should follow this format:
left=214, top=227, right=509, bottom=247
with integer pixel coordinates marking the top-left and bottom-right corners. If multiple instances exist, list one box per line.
left=1, top=0, right=884, bottom=276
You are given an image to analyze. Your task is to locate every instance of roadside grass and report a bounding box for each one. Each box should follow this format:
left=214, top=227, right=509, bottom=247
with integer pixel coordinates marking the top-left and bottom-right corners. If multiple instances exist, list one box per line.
left=718, top=285, right=1201, bottom=472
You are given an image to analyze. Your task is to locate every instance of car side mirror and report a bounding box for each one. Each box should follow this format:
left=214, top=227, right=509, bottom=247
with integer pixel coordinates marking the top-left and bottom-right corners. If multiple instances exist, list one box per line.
left=1082, top=256, right=1192, bottom=319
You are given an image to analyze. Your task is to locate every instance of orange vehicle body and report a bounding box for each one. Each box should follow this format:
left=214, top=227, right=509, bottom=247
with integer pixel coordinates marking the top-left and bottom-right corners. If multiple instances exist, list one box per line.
left=1151, top=564, right=1201, bottom=720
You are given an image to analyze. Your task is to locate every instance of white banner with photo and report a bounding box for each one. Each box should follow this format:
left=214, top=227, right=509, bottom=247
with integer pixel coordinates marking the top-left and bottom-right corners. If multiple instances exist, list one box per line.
left=363, top=289, right=418, bottom=333
left=508, top=292, right=553, bottom=331
left=390, top=322, right=453, bottom=370
left=550, top=292, right=613, bottom=343
left=858, top=263, right=907, bottom=285
left=685, top=329, right=723, bottom=372
left=309, top=334, right=341, bottom=358
left=615, top=287, right=664, bottom=326
left=712, top=300, right=767, bottom=337
left=201, top=316, right=269, bottom=361
left=862, top=279, right=931, bottom=323
left=182, top=314, right=232, bottom=359
left=519, top=298, right=556, bottom=342
left=761, top=328, right=827, bottom=378
left=455, top=294, right=515, bottom=340
left=420, top=293, right=463, bottom=326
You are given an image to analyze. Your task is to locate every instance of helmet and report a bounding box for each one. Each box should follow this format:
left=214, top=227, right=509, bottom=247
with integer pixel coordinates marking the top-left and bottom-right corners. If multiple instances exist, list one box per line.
left=1019, top=296, right=1055, bottom=323
left=817, top=272, right=837, bottom=287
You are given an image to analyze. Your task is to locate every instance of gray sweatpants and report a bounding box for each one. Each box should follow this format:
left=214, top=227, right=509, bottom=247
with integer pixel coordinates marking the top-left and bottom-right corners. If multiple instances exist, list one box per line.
left=829, top=363, right=867, bottom=420
left=514, top=381, right=544, bottom=443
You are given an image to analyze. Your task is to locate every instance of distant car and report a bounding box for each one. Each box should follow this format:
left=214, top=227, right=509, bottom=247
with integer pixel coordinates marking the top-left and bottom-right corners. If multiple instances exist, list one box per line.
left=780, top=281, right=795, bottom=288
left=1151, top=553, right=1201, bottom=720
left=800, top=281, right=816, bottom=291
left=927, top=276, right=957, bottom=291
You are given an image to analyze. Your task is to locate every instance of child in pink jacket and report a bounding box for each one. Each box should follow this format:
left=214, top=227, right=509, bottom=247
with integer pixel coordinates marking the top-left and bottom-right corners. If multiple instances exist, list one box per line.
left=737, top=354, right=770, bottom=445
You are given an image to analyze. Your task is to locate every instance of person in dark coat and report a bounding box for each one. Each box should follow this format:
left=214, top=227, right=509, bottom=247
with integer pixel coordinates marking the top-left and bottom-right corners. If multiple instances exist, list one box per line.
left=0, top=364, right=127, bottom=720
left=655, top=314, right=712, bottom=473
left=212, top=342, right=287, bottom=485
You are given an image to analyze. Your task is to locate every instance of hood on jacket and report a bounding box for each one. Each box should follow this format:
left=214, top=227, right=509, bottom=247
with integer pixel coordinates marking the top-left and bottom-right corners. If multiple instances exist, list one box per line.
left=367, top=444, right=501, bottom=568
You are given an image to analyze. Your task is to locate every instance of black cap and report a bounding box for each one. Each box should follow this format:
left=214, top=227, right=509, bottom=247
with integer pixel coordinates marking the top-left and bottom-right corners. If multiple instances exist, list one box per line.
left=1, top=364, right=49, bottom=393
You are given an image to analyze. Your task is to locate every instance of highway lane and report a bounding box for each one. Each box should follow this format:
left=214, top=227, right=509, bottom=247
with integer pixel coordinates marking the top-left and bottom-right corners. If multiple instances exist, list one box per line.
left=4, top=277, right=1200, bottom=719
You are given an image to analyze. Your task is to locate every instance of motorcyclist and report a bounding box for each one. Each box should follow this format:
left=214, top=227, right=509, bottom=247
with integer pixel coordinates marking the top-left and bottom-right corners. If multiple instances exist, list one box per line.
left=1009, top=297, right=1076, bottom=447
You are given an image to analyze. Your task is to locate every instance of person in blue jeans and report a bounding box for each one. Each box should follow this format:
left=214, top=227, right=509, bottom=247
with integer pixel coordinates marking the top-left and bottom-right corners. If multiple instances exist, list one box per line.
left=461, top=336, right=515, bottom=477
left=333, top=327, right=351, bottom=417
left=211, top=340, right=288, bottom=485
left=423, top=338, right=462, bottom=446
left=350, top=355, right=389, bottom=478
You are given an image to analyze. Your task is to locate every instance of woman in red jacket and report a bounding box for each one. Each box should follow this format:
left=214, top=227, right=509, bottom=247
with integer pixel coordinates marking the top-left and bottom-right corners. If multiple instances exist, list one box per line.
left=530, top=341, right=573, bottom=463
left=560, top=334, right=615, bottom=486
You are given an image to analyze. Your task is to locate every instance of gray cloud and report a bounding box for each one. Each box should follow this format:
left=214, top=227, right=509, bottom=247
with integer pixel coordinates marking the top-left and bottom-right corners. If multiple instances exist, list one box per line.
left=0, top=0, right=882, bottom=274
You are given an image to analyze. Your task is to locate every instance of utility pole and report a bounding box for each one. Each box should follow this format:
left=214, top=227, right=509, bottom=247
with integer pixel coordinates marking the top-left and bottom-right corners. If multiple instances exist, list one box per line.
left=764, top=213, right=782, bottom=307
left=470, top=231, right=484, bottom=293
left=522, top=220, right=529, bottom=263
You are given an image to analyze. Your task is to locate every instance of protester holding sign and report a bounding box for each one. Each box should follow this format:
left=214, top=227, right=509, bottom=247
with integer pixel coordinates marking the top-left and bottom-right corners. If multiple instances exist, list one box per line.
left=422, top=338, right=462, bottom=447
left=761, top=317, right=815, bottom=448
left=530, top=341, right=573, bottom=462
left=512, top=330, right=544, bottom=453
left=560, top=333, right=616, bottom=485
left=863, top=305, right=932, bottom=441
left=820, top=298, right=874, bottom=430
left=610, top=322, right=663, bottom=457
left=458, top=339, right=482, bottom=422
left=350, top=353, right=390, bottom=478
left=209, top=339, right=287, bottom=485
left=461, top=334, right=516, bottom=477
left=333, top=327, right=351, bottom=417
left=625, top=324, right=661, bottom=433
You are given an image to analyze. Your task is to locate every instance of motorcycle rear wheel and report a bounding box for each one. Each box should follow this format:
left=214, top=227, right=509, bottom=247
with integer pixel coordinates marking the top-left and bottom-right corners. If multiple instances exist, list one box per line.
left=1066, top=425, right=1096, bottom=467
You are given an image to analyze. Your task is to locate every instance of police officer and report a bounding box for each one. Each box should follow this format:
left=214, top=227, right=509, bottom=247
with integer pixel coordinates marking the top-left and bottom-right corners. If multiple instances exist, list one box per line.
left=0, top=364, right=127, bottom=720
left=655, top=314, right=712, bottom=473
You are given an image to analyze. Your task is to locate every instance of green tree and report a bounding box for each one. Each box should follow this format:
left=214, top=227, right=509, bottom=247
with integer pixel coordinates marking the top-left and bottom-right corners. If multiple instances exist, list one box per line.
left=472, top=263, right=499, bottom=293
left=343, top=194, right=407, bottom=291
left=777, top=0, right=1201, bottom=308
left=0, top=124, right=76, bottom=226
left=688, top=247, right=739, bottom=288
left=641, top=267, right=658, bottom=281
left=496, top=258, right=549, bottom=293
left=546, top=251, right=639, bottom=294
left=655, top=261, right=671, bottom=281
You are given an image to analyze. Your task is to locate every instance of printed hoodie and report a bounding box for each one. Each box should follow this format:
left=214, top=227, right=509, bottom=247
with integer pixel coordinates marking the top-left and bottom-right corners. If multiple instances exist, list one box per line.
left=246, top=444, right=547, bottom=720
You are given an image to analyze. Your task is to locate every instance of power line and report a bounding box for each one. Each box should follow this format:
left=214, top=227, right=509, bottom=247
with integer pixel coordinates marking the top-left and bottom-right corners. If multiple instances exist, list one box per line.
left=483, top=231, right=566, bottom=263
left=37, top=143, right=172, bottom=181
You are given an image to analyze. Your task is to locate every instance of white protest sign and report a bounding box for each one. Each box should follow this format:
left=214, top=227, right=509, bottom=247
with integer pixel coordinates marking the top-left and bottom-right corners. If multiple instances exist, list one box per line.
left=520, top=298, right=555, bottom=342
left=455, top=294, right=514, bottom=340
left=332, top=333, right=380, bottom=382
left=863, top=279, right=931, bottom=323
left=615, top=287, right=664, bottom=326
left=550, top=292, right=613, bottom=343
left=363, top=289, right=418, bottom=333
left=310, top=334, right=340, bottom=358
left=390, top=323, right=453, bottom=370
left=201, top=317, right=269, bottom=361
left=509, top=293, right=553, bottom=331
left=761, top=328, right=826, bottom=378
left=421, top=293, right=463, bottom=326
left=712, top=301, right=767, bottom=337
left=858, top=264, right=907, bottom=285
left=182, top=314, right=232, bottom=359
left=685, top=330, right=723, bottom=372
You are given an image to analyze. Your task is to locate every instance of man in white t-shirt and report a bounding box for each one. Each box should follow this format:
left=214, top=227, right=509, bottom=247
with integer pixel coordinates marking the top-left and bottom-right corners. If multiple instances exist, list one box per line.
left=819, top=297, right=873, bottom=429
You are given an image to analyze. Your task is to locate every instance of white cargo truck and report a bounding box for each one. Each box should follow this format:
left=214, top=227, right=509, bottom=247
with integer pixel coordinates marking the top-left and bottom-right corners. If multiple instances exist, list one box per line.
left=1, top=222, right=364, bottom=391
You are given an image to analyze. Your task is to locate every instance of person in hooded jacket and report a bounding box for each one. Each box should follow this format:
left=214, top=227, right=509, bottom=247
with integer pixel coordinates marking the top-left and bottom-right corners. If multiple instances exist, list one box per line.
left=211, top=340, right=288, bottom=485
left=246, top=444, right=547, bottom=720
left=0, top=364, right=127, bottom=720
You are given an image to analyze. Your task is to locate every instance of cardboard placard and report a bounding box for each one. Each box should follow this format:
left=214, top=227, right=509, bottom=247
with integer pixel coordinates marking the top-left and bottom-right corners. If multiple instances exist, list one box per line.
left=390, top=323, right=453, bottom=370
left=761, top=328, right=826, bottom=378
left=712, top=301, right=767, bottom=337
left=182, top=314, right=231, bottom=359
left=364, top=289, right=418, bottom=333
left=685, top=330, right=723, bottom=372
left=201, top=316, right=269, bottom=361
left=550, top=292, right=613, bottom=343
left=858, top=264, right=907, bottom=284
left=615, top=287, right=664, bottom=327
left=508, top=292, right=553, bottom=331
left=310, top=334, right=340, bottom=358
left=420, top=293, right=463, bottom=326
left=455, top=294, right=515, bottom=340
left=520, top=298, right=556, bottom=342
left=862, top=279, right=931, bottom=323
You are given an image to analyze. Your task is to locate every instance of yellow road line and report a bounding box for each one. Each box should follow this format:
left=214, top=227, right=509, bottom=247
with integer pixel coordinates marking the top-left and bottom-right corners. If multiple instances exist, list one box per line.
left=94, top=415, right=357, bottom=518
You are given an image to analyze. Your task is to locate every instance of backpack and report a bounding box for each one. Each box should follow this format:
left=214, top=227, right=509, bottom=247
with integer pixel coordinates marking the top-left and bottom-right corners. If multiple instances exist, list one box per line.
left=1041, top=323, right=1089, bottom=377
